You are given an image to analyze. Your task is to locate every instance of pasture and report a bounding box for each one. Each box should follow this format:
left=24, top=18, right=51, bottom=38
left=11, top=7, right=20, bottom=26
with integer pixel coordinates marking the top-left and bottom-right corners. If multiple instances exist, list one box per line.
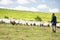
left=0, top=24, right=60, bottom=40
left=0, top=8, right=60, bottom=22
left=0, top=8, right=60, bottom=40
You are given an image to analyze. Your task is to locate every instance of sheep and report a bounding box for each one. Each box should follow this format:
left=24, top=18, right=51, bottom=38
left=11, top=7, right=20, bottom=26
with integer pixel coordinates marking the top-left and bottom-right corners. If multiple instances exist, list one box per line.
left=0, top=18, right=11, bottom=24
left=34, top=21, right=41, bottom=26
left=15, top=19, right=20, bottom=25
left=25, top=21, right=32, bottom=26
left=4, top=19, right=10, bottom=24
left=56, top=23, right=60, bottom=28
left=33, top=21, right=44, bottom=26
left=0, top=18, right=10, bottom=24
left=1, top=18, right=6, bottom=23
left=19, top=20, right=27, bottom=25
left=21, top=20, right=27, bottom=25
left=26, top=21, right=34, bottom=26
left=43, top=22, right=50, bottom=27
left=19, top=20, right=23, bottom=25
left=35, top=21, right=45, bottom=26
left=26, top=21, right=43, bottom=26
left=0, top=18, right=3, bottom=23
left=0, top=19, right=2, bottom=22
left=10, top=19, right=16, bottom=25
left=32, top=21, right=36, bottom=26
left=1, top=18, right=58, bottom=27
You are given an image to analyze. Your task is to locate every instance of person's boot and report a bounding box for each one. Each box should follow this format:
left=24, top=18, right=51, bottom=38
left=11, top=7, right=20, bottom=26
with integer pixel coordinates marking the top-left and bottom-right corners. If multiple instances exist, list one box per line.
left=53, top=30, right=56, bottom=33
left=54, top=30, right=56, bottom=33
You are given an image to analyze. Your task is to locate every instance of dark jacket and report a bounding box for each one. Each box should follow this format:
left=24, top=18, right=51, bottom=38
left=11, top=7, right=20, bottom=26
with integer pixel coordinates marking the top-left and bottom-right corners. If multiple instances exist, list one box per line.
left=51, top=15, right=57, bottom=25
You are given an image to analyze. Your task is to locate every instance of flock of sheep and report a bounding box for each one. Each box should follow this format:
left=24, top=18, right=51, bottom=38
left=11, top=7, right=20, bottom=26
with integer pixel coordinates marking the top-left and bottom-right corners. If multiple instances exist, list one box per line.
left=0, top=18, right=60, bottom=27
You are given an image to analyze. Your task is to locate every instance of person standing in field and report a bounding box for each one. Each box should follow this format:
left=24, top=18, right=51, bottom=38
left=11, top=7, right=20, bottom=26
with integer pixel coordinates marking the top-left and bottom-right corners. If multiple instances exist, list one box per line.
left=51, top=13, right=57, bottom=33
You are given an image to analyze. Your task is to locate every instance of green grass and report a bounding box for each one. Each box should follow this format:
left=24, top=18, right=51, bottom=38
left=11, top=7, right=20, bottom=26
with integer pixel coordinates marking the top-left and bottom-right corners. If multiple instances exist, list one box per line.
left=0, top=24, right=60, bottom=40
left=0, top=8, right=60, bottom=22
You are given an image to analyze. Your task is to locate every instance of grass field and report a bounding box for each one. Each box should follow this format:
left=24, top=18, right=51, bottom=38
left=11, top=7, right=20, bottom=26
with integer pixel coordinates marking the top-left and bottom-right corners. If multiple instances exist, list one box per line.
left=0, top=24, right=60, bottom=40
left=0, top=8, right=60, bottom=22
left=0, top=8, right=60, bottom=40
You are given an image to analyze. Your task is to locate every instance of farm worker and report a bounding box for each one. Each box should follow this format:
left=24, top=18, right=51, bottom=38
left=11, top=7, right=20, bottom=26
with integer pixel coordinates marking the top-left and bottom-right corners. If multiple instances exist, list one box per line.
left=51, top=13, right=57, bottom=33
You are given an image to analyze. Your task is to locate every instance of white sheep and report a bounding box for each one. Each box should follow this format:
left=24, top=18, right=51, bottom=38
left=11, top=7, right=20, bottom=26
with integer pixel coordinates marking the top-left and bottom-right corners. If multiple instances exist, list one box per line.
left=0, top=18, right=3, bottom=23
left=56, top=23, right=60, bottom=27
left=34, top=21, right=41, bottom=26
left=43, top=22, right=50, bottom=27
left=26, top=21, right=33, bottom=26
left=4, top=19, right=10, bottom=24
left=15, top=19, right=20, bottom=24
left=2, top=18, right=6, bottom=23
left=19, top=20, right=26, bottom=25
left=0, top=18, right=2, bottom=22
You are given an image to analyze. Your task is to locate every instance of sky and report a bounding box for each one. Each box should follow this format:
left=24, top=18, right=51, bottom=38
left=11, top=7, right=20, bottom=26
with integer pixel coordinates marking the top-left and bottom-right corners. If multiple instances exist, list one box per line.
left=0, top=0, right=60, bottom=12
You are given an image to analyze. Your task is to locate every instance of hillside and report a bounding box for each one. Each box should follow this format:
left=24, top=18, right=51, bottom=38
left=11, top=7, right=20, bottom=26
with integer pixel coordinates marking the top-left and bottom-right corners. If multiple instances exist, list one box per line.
left=0, top=8, right=60, bottom=22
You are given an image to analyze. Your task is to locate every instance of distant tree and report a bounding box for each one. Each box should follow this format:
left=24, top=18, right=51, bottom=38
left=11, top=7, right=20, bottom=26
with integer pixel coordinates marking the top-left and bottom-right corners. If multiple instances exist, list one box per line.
left=35, top=16, right=42, bottom=21
left=4, top=16, right=9, bottom=19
